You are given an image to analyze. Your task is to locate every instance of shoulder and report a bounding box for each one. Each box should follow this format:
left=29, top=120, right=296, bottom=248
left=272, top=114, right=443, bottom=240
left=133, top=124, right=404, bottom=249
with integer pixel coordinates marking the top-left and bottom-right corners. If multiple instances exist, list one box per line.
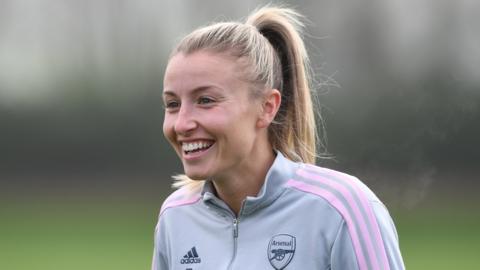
left=285, top=163, right=382, bottom=204
left=286, top=164, right=399, bottom=269
left=159, top=185, right=203, bottom=217
left=283, top=163, right=388, bottom=235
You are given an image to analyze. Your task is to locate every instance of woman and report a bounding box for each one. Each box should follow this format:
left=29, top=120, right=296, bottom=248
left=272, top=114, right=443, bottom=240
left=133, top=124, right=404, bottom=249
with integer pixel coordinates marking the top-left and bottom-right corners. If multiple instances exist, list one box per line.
left=153, top=6, right=405, bottom=270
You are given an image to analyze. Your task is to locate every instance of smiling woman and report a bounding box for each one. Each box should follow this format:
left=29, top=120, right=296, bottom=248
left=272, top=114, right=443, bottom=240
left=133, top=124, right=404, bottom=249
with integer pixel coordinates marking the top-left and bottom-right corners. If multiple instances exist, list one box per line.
left=153, top=5, right=405, bottom=270
left=162, top=51, right=277, bottom=207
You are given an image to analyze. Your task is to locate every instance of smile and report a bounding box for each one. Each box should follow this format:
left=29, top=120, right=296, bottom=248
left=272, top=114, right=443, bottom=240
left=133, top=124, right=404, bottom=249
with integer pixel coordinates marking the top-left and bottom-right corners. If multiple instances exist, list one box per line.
left=181, top=140, right=214, bottom=154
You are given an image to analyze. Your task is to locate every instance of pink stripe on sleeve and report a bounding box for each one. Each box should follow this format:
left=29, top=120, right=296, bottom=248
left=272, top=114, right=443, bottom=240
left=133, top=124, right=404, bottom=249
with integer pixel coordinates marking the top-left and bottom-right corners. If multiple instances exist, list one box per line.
left=306, top=167, right=390, bottom=270
left=297, top=169, right=382, bottom=270
left=286, top=179, right=369, bottom=270
left=160, top=195, right=201, bottom=215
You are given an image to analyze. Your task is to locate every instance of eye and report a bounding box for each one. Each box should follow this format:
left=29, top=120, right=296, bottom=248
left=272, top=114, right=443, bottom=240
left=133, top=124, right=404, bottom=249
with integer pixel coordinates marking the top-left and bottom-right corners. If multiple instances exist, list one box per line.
left=197, top=96, right=215, bottom=105
left=164, top=100, right=180, bottom=110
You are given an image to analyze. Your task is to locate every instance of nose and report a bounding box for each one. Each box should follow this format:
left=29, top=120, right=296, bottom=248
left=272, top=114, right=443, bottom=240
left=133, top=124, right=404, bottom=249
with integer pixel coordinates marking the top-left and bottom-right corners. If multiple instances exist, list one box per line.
left=174, top=104, right=197, bottom=135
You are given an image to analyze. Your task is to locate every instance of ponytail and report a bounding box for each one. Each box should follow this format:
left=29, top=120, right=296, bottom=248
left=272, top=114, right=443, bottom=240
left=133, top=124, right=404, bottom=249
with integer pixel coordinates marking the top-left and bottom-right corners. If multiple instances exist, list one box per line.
left=246, top=6, right=317, bottom=164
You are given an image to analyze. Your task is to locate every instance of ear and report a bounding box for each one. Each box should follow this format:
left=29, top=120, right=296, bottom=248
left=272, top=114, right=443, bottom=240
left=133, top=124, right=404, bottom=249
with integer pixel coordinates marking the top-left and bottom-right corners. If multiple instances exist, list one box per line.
left=257, top=89, right=281, bottom=129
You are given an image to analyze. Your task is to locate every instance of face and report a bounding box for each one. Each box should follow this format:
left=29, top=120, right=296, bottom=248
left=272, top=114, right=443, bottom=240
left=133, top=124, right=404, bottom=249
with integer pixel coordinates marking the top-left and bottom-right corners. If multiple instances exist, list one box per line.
left=163, top=51, right=268, bottom=181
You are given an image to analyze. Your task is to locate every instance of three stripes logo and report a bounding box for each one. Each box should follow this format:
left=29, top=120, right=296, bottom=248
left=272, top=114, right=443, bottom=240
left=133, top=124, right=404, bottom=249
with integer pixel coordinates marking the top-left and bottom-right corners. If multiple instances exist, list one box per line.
left=180, top=246, right=201, bottom=264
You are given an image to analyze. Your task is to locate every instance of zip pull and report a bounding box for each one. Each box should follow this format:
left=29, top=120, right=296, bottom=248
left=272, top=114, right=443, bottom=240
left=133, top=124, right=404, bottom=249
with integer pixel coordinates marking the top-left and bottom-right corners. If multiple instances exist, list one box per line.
left=233, top=218, right=238, bottom=238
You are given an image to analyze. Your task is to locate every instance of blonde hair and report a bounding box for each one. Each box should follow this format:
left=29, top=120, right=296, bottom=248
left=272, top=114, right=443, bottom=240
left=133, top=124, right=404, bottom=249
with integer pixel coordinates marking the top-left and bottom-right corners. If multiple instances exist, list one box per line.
left=168, top=5, right=319, bottom=190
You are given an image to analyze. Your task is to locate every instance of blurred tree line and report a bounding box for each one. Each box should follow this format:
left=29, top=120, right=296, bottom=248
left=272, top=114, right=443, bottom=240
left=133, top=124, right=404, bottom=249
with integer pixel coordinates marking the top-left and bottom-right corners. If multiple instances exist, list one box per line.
left=1, top=0, right=479, bottom=189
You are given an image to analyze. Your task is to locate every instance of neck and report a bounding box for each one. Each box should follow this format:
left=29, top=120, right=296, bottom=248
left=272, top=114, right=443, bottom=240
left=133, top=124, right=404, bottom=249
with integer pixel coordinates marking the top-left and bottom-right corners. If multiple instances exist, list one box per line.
left=212, top=144, right=275, bottom=216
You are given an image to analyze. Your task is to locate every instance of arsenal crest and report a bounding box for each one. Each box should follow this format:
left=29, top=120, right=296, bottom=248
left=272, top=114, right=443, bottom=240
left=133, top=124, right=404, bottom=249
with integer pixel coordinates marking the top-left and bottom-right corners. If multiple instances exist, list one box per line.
left=267, top=234, right=296, bottom=270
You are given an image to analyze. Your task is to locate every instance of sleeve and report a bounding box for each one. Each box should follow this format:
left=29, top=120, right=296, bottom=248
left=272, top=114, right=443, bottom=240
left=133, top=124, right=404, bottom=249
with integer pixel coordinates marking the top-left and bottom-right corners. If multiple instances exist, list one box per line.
left=331, top=220, right=360, bottom=270
left=151, top=222, right=169, bottom=270
left=371, top=201, right=405, bottom=270
left=330, top=202, right=405, bottom=270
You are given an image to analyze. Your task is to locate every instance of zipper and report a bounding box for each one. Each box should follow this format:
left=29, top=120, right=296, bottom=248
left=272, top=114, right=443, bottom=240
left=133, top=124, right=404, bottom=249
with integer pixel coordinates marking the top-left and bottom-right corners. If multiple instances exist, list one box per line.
left=227, top=217, right=239, bottom=270
left=206, top=197, right=244, bottom=270
left=233, top=218, right=239, bottom=238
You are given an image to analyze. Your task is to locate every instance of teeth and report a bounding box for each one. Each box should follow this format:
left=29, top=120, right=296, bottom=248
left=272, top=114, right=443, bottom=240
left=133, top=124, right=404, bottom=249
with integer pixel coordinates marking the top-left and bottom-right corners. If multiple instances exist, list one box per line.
left=182, top=141, right=212, bottom=152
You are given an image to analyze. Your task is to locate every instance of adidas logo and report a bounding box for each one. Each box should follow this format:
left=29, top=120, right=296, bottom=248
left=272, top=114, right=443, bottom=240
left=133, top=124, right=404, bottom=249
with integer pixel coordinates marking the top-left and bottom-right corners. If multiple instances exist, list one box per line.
left=180, top=246, right=201, bottom=264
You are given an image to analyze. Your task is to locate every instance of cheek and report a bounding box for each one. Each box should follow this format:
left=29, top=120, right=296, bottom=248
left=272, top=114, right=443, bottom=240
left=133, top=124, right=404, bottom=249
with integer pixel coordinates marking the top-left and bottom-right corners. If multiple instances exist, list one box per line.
left=162, top=115, right=175, bottom=141
left=204, top=111, right=239, bottom=132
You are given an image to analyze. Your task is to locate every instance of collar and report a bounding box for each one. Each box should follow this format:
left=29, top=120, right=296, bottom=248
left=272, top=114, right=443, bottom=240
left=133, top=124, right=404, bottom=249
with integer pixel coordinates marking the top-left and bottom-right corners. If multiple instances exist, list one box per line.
left=202, top=151, right=299, bottom=216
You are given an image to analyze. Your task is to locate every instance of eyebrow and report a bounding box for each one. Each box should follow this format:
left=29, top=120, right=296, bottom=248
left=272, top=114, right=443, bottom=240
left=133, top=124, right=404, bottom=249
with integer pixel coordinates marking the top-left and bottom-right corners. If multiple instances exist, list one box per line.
left=163, top=85, right=220, bottom=97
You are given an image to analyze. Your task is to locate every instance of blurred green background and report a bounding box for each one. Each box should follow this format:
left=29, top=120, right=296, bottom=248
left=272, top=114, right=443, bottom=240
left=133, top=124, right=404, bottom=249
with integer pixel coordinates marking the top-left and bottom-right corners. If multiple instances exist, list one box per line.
left=1, top=0, right=479, bottom=269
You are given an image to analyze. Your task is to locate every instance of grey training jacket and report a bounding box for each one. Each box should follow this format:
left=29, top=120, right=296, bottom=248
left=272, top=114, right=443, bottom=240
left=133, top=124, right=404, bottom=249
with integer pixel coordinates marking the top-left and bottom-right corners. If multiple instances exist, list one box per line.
left=152, top=152, right=405, bottom=270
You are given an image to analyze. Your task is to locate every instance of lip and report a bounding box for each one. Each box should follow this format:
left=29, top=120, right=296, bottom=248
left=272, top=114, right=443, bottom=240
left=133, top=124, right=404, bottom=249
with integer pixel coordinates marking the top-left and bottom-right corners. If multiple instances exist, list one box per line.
left=181, top=141, right=215, bottom=161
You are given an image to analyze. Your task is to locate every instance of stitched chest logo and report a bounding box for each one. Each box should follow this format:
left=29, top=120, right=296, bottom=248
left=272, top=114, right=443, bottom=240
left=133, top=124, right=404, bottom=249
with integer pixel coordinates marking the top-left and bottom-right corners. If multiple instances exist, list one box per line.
left=180, top=246, right=201, bottom=264
left=267, top=234, right=296, bottom=270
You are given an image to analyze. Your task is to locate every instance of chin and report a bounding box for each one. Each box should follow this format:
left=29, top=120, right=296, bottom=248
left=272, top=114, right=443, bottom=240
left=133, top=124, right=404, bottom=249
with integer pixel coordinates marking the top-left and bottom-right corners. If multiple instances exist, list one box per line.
left=184, top=169, right=210, bottom=181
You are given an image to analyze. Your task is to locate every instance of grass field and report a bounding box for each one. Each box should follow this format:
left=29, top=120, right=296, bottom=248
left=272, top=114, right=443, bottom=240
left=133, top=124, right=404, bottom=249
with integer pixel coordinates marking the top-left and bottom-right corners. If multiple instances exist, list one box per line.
left=1, top=195, right=479, bottom=269
left=394, top=206, right=480, bottom=269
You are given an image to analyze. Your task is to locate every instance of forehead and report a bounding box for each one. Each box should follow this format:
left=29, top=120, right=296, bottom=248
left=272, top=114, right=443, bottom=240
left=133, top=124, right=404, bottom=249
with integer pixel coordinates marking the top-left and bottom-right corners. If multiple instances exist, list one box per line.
left=163, top=51, right=246, bottom=93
